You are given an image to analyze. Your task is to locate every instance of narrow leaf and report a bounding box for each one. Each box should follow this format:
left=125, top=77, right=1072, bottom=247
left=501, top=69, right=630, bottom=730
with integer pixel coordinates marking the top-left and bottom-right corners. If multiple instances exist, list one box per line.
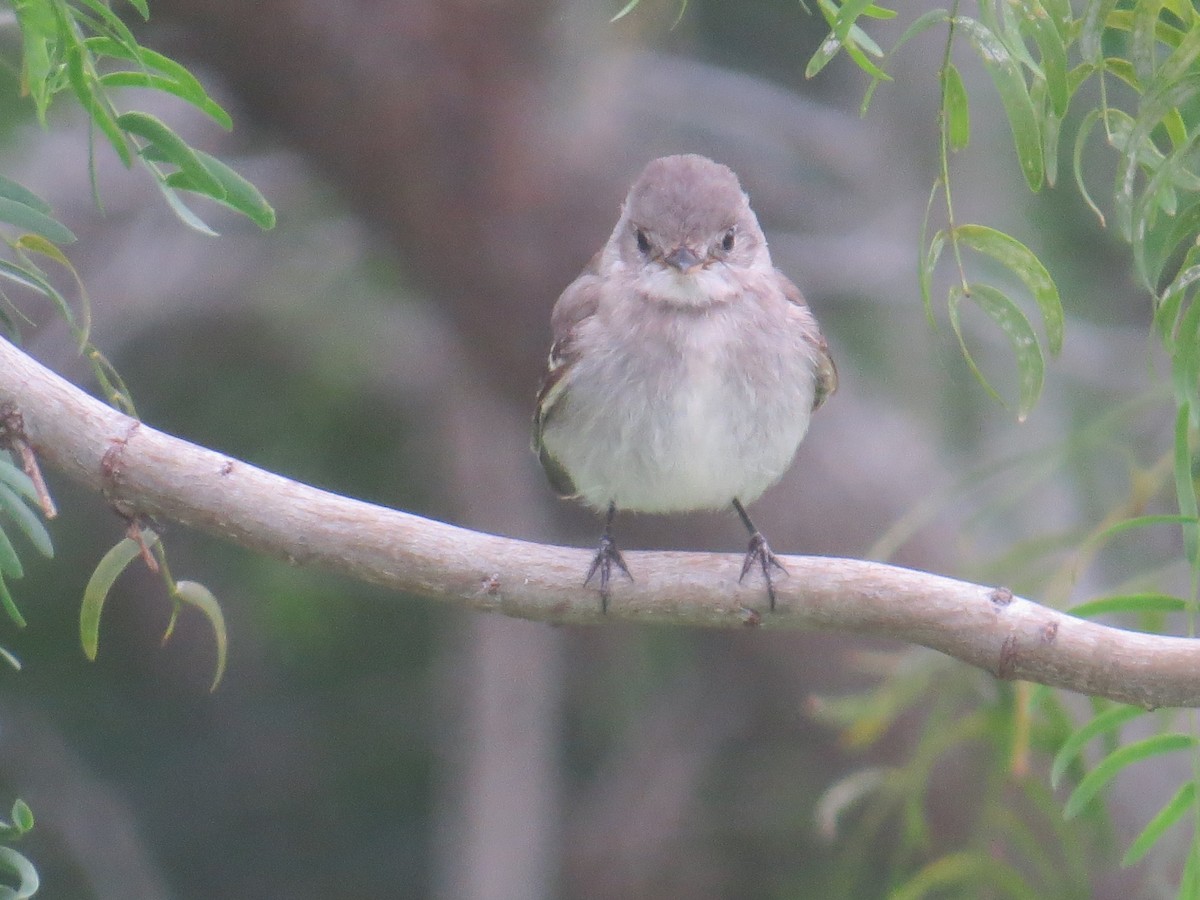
left=1021, top=1, right=1069, bottom=117
left=949, top=282, right=1045, bottom=420
left=0, top=528, right=23, bottom=580
left=1080, top=0, right=1120, bottom=63
left=173, top=580, right=228, bottom=691
left=0, top=176, right=51, bottom=214
left=1181, top=839, right=1200, bottom=900
left=1072, top=107, right=1106, bottom=225
left=0, top=846, right=39, bottom=899
left=163, top=148, right=276, bottom=230
left=0, top=576, right=26, bottom=630
left=1064, top=733, right=1197, bottom=819
left=65, top=44, right=134, bottom=168
left=1068, top=593, right=1188, bottom=620
left=0, top=197, right=76, bottom=244
left=1115, top=73, right=1200, bottom=241
left=116, top=112, right=225, bottom=198
left=0, top=461, right=37, bottom=504
left=1051, top=704, right=1145, bottom=788
left=610, top=0, right=640, bottom=22
left=955, top=16, right=1044, bottom=190
left=1122, top=781, right=1195, bottom=867
left=891, top=851, right=1036, bottom=900
left=9, top=800, right=32, bottom=834
left=953, top=224, right=1063, bottom=353
left=1175, top=403, right=1200, bottom=565
left=80, top=528, right=160, bottom=660
left=0, top=484, right=53, bottom=559
left=1131, top=0, right=1165, bottom=87
left=942, top=63, right=970, bottom=151
left=99, top=72, right=232, bottom=127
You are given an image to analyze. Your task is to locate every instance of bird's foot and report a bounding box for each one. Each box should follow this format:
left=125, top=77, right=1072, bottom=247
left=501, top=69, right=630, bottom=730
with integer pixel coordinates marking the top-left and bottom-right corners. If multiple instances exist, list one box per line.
left=739, top=531, right=788, bottom=611
left=584, top=533, right=632, bottom=612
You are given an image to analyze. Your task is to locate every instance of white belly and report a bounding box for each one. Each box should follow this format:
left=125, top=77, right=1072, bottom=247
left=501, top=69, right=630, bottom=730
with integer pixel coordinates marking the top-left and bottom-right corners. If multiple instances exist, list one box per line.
left=542, top=305, right=816, bottom=513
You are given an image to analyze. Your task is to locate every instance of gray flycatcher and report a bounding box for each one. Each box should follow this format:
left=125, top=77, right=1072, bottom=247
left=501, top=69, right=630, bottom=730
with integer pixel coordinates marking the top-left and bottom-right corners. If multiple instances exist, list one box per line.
left=533, top=154, right=836, bottom=611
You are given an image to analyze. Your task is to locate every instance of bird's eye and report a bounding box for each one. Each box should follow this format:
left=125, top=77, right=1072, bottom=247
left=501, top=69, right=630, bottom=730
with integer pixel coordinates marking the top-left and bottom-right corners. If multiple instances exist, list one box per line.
left=635, top=228, right=651, bottom=255
left=721, top=228, right=736, bottom=253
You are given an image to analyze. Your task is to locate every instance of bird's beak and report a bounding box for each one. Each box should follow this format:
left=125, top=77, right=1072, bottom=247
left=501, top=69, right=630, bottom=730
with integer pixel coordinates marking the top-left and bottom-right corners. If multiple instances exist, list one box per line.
left=664, top=246, right=703, bottom=272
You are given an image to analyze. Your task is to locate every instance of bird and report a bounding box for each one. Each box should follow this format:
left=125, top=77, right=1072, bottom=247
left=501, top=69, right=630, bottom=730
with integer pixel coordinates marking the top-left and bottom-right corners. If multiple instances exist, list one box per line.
left=532, top=154, right=836, bottom=611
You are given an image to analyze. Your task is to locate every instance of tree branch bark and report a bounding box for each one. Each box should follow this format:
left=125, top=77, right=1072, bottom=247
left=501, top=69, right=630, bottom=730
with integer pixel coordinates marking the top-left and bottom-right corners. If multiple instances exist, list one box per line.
left=2, top=335, right=1198, bottom=707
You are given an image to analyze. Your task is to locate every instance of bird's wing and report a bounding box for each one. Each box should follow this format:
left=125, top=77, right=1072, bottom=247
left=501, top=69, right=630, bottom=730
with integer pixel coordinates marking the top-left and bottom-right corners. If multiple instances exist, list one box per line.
left=777, top=271, right=837, bottom=412
left=532, top=253, right=604, bottom=496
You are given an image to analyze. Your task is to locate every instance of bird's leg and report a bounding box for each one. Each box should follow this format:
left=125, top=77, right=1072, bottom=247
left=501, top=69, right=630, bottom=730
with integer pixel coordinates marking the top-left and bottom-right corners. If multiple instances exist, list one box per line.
left=732, top=499, right=787, bottom=611
left=584, top=502, right=632, bottom=612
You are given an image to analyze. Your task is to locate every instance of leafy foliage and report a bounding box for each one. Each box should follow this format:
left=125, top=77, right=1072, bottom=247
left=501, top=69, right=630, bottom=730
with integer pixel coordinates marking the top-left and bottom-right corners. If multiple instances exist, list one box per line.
left=803, top=1, right=1200, bottom=895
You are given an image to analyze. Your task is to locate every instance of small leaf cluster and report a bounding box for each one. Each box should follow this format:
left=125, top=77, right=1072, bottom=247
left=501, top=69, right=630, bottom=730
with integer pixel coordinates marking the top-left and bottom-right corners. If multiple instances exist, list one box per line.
left=0, top=458, right=50, bottom=667
left=7, top=0, right=274, bottom=232
left=811, top=1, right=1200, bottom=894
left=82, top=528, right=227, bottom=692
left=811, top=658, right=1103, bottom=898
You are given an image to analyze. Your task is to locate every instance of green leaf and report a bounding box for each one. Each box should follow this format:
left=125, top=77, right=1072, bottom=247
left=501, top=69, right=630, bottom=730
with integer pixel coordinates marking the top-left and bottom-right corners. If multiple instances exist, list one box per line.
left=99, top=72, right=233, bottom=127
left=1041, top=105, right=1060, bottom=188
left=1181, top=839, right=1200, bottom=900
left=0, top=846, right=39, bottom=899
left=80, top=528, right=159, bottom=660
left=1131, top=0, right=1166, bottom=87
left=149, top=180, right=220, bottom=236
left=0, top=462, right=37, bottom=505
left=1090, top=513, right=1200, bottom=545
left=609, top=0, right=640, bottom=22
left=1115, top=73, right=1200, bottom=242
left=1064, top=733, right=1197, bottom=819
left=173, top=580, right=228, bottom=692
left=1071, top=107, right=1107, bottom=225
left=1155, top=255, right=1200, bottom=344
left=0, top=484, right=53, bottom=559
left=0, top=197, right=76, bottom=244
left=919, top=183, right=944, bottom=328
left=0, top=646, right=21, bottom=672
left=163, top=148, right=276, bottom=230
left=0, top=527, right=23, bottom=581
left=948, top=282, right=1045, bottom=420
left=1050, top=704, right=1145, bottom=788
left=9, top=800, right=32, bottom=835
left=0, top=576, right=26, bottom=630
left=116, top=112, right=226, bottom=198
left=0, top=177, right=51, bottom=215
left=0, top=260, right=75, bottom=328
left=73, top=0, right=142, bottom=60
left=1174, top=403, right=1200, bottom=565
left=1080, top=0, right=1120, bottom=64
left=1068, top=593, right=1188, bottom=620
left=942, top=63, right=970, bottom=151
left=1146, top=202, right=1200, bottom=293
left=1020, top=1, right=1069, bottom=117
left=65, top=43, right=134, bottom=168
left=12, top=0, right=60, bottom=121
left=85, top=37, right=234, bottom=129
left=955, top=16, right=1044, bottom=190
left=952, top=224, right=1063, bottom=354
left=891, top=851, right=1036, bottom=900
left=1123, top=781, right=1195, bottom=867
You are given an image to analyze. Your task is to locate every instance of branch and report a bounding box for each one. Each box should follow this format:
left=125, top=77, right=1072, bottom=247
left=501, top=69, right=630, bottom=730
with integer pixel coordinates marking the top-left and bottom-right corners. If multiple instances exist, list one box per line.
left=2, top=336, right=1199, bottom=707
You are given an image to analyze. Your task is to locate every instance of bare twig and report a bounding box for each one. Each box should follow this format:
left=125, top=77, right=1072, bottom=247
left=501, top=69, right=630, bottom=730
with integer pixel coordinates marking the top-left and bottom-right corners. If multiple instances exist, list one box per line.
left=2, top=336, right=1200, bottom=707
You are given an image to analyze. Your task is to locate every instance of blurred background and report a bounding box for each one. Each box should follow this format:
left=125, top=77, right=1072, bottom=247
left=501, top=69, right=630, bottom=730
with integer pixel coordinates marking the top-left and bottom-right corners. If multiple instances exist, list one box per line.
left=0, top=0, right=1181, bottom=896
